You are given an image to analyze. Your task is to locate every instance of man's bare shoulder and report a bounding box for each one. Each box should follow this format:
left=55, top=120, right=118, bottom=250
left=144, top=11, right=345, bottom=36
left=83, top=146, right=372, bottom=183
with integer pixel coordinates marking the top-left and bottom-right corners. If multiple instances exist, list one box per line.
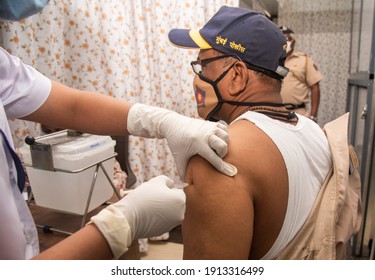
left=185, top=118, right=279, bottom=194
left=182, top=119, right=284, bottom=259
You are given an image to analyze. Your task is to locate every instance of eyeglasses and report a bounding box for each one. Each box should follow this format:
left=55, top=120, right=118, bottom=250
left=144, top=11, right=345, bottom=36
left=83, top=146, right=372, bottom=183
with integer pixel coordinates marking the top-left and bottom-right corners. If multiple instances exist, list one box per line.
left=191, top=53, right=285, bottom=80
left=190, top=54, right=239, bottom=75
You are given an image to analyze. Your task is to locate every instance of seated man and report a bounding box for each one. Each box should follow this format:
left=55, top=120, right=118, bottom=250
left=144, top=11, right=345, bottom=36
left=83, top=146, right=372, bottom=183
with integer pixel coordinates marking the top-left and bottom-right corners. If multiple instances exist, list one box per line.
left=168, top=6, right=332, bottom=259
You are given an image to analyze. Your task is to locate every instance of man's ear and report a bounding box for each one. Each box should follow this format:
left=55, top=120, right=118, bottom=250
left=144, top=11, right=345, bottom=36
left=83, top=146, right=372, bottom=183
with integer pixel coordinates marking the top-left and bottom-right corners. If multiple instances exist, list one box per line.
left=228, top=62, right=249, bottom=96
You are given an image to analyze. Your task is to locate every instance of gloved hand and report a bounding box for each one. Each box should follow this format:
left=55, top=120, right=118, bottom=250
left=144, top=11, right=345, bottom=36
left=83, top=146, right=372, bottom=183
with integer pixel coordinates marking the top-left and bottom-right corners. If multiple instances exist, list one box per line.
left=127, top=103, right=237, bottom=178
left=90, top=175, right=185, bottom=259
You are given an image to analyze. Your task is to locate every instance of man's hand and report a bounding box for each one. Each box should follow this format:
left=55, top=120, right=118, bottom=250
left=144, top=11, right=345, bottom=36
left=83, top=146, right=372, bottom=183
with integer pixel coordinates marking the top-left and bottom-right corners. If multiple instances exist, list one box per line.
left=127, top=104, right=237, bottom=178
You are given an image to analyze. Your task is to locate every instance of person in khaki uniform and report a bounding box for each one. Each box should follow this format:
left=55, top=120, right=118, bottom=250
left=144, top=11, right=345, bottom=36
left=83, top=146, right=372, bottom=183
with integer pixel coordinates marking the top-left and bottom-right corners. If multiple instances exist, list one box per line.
left=279, top=26, right=323, bottom=122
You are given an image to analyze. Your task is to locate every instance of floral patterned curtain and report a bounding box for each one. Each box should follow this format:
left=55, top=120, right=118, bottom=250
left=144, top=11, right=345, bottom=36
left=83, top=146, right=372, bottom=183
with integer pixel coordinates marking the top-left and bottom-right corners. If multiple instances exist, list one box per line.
left=0, top=0, right=238, bottom=186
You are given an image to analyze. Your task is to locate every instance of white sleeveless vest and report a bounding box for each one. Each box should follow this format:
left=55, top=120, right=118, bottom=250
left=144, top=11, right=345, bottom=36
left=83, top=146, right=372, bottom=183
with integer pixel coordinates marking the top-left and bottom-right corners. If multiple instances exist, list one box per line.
left=232, top=111, right=332, bottom=259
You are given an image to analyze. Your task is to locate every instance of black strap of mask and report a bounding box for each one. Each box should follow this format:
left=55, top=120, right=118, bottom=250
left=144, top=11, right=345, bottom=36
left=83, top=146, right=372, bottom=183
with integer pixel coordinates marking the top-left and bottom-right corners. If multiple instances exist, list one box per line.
left=199, top=68, right=232, bottom=122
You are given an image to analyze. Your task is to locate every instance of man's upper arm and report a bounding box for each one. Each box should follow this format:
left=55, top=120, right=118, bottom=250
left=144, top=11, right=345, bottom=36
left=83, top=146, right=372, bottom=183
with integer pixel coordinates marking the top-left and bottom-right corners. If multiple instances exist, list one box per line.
left=183, top=154, right=254, bottom=259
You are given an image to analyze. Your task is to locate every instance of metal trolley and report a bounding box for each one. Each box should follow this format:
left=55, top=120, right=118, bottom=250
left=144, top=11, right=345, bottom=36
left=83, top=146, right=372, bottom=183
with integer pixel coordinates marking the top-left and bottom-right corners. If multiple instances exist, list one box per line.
left=23, top=130, right=122, bottom=235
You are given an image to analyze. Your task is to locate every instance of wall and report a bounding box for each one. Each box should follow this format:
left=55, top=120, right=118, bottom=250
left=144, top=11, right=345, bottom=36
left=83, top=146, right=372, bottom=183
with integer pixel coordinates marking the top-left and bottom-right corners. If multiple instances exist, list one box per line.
left=278, top=0, right=352, bottom=126
left=348, top=0, right=375, bottom=258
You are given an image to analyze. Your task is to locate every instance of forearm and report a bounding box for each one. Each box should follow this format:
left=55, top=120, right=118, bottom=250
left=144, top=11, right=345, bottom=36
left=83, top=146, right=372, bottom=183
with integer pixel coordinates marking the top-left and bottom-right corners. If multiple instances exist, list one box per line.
left=24, top=81, right=132, bottom=136
left=32, top=223, right=114, bottom=260
left=33, top=175, right=185, bottom=260
left=309, top=83, right=320, bottom=117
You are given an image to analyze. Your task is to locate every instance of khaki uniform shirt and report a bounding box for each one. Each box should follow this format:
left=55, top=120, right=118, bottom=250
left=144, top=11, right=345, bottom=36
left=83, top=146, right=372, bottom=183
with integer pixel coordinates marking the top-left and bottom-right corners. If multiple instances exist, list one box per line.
left=275, top=113, right=362, bottom=260
left=280, top=51, right=323, bottom=116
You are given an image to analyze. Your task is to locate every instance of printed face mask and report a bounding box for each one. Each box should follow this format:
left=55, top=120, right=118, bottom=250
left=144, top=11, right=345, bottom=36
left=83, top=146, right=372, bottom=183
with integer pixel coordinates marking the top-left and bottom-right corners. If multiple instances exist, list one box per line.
left=192, top=63, right=235, bottom=121
left=0, top=0, right=50, bottom=21
left=193, top=75, right=221, bottom=120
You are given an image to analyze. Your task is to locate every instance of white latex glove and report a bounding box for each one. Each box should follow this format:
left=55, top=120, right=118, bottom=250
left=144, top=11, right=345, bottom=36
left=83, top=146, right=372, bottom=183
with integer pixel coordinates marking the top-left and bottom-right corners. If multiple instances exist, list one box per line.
left=127, top=103, right=237, bottom=178
left=90, top=175, right=185, bottom=259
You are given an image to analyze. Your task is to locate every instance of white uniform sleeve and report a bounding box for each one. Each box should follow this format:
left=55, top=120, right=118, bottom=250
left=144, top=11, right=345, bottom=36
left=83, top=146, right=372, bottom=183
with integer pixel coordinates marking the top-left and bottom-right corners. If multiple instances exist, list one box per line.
left=0, top=47, right=51, bottom=119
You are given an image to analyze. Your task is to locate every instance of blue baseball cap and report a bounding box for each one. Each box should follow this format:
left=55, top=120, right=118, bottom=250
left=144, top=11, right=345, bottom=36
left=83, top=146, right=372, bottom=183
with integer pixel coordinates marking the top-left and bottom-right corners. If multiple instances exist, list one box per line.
left=168, top=6, right=288, bottom=79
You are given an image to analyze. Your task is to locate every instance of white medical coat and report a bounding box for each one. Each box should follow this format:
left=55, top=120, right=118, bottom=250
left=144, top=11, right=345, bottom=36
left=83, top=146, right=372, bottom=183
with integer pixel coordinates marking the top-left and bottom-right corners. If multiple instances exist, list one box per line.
left=0, top=47, right=51, bottom=259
